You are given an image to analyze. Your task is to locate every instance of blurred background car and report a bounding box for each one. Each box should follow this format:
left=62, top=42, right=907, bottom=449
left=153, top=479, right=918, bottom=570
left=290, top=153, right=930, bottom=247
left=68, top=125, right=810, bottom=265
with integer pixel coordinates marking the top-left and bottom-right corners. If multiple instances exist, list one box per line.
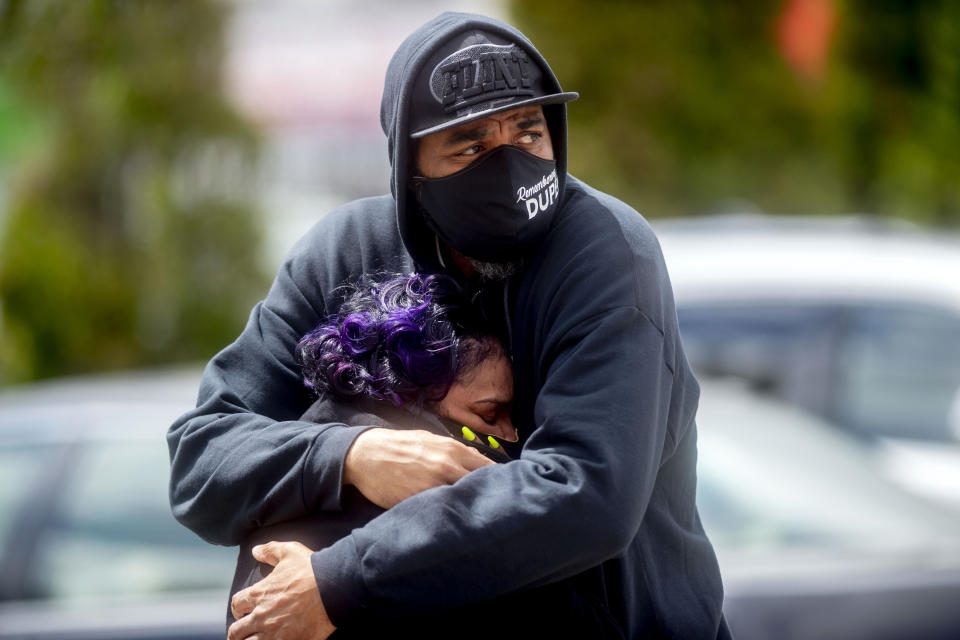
left=4, top=1, right=960, bottom=638
left=0, top=369, right=235, bottom=640
left=656, top=214, right=960, bottom=510
left=3, top=369, right=960, bottom=639
left=696, top=378, right=960, bottom=640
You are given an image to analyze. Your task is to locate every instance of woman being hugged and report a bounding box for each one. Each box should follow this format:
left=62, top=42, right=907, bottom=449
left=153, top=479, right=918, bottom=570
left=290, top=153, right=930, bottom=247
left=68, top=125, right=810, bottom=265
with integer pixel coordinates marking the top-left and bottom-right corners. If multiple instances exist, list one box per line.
left=298, top=272, right=516, bottom=449
left=229, top=273, right=623, bottom=638
left=229, top=273, right=515, bottom=622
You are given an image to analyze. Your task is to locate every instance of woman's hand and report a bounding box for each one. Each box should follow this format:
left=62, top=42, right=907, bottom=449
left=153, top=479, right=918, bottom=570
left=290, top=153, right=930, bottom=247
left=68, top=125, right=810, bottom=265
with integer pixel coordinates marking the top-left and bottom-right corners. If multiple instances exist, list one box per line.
left=343, top=428, right=494, bottom=508
left=432, top=347, right=518, bottom=443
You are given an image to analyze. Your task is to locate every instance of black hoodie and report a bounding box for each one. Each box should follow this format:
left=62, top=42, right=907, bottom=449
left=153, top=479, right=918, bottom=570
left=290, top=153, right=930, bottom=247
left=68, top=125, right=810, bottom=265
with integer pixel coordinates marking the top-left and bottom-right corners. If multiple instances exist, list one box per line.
left=168, top=12, right=729, bottom=639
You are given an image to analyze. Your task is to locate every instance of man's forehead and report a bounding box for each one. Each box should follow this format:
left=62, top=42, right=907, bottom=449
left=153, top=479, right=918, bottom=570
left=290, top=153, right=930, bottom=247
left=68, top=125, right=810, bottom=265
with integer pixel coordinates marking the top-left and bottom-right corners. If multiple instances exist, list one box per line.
left=434, top=106, right=545, bottom=145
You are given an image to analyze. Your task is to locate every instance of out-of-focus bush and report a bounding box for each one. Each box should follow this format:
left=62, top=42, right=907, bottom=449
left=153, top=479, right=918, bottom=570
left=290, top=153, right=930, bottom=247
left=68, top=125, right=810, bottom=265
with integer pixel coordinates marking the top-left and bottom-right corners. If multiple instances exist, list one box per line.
left=0, top=0, right=267, bottom=384
left=511, top=0, right=960, bottom=224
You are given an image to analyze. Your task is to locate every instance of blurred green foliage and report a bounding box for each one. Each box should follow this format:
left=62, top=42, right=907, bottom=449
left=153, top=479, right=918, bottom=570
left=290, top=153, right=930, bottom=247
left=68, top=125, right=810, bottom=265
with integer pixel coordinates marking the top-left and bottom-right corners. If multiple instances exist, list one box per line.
left=511, top=0, right=960, bottom=224
left=0, top=0, right=267, bottom=384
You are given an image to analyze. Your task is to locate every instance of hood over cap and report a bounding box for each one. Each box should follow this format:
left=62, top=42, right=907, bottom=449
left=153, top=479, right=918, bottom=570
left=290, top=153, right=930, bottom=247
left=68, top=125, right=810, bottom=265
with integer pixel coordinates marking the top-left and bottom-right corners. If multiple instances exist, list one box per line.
left=379, top=12, right=576, bottom=271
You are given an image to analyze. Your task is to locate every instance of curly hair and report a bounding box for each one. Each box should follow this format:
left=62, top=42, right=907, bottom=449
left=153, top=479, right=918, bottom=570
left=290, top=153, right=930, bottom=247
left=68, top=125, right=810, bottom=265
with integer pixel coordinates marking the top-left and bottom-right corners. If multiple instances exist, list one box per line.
left=296, top=273, right=499, bottom=406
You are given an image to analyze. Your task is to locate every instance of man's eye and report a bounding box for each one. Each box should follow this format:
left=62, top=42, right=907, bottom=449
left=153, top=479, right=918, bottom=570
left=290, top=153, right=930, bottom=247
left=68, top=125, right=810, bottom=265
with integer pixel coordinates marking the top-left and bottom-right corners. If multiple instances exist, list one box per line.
left=516, top=132, right=541, bottom=145
left=459, top=144, right=483, bottom=156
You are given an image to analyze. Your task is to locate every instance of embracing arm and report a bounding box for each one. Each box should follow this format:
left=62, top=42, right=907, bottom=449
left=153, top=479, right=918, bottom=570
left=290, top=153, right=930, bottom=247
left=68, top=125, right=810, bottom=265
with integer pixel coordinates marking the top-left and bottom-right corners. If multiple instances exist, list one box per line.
left=166, top=249, right=377, bottom=546
left=312, top=304, right=682, bottom=625
left=297, top=194, right=699, bottom=627
left=166, top=201, right=487, bottom=546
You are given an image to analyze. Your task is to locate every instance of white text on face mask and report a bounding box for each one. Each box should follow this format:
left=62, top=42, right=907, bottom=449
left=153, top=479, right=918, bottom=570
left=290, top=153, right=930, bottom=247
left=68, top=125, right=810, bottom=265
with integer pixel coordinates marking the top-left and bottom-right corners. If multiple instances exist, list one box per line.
left=516, top=169, right=558, bottom=219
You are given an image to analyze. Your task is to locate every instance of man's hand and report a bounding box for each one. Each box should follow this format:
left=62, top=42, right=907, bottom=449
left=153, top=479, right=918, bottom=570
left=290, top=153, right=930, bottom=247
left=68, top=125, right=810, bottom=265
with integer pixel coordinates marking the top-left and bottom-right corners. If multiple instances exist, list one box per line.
left=344, top=427, right=494, bottom=508
left=228, top=541, right=335, bottom=640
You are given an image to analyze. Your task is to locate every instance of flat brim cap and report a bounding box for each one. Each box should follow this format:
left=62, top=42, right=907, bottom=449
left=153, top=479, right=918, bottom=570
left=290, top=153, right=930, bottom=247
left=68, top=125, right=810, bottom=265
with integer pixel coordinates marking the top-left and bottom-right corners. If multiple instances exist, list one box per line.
left=409, top=29, right=578, bottom=139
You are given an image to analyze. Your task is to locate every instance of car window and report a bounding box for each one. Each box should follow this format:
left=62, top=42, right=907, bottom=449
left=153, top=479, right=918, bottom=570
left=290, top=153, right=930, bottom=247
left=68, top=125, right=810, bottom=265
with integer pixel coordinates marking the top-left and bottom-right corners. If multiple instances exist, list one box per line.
left=678, top=304, right=840, bottom=408
left=838, top=305, right=960, bottom=441
left=27, top=437, right=236, bottom=602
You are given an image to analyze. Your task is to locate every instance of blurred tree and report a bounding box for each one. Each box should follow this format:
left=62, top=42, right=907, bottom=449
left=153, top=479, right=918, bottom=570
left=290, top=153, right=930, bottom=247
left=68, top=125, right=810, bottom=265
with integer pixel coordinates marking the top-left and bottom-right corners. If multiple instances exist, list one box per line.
left=510, top=0, right=960, bottom=225
left=0, top=0, right=267, bottom=384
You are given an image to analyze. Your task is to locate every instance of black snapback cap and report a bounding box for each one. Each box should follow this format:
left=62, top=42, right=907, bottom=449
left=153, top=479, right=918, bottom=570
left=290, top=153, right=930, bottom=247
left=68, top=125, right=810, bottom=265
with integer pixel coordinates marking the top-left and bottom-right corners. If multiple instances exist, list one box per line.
left=409, top=29, right=578, bottom=139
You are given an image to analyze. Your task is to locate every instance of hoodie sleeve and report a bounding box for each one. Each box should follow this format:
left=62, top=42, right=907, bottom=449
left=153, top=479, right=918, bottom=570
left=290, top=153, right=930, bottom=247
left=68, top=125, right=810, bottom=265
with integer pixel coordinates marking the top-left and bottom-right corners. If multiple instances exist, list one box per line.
left=166, top=234, right=372, bottom=547
left=309, top=208, right=685, bottom=625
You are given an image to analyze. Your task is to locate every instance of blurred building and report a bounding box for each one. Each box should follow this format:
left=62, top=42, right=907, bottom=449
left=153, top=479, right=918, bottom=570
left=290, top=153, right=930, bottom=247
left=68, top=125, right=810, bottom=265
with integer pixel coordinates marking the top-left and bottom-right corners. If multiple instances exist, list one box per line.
left=224, top=0, right=506, bottom=268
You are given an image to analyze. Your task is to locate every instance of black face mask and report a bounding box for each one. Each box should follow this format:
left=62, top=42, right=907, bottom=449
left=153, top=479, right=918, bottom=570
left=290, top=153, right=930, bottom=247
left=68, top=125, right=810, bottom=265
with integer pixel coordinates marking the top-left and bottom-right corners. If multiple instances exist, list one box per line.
left=412, top=145, right=560, bottom=262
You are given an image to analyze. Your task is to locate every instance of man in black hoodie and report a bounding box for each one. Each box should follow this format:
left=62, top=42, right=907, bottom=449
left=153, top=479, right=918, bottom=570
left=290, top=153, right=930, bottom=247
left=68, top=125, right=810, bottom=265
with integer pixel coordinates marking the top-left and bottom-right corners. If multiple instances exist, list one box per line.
left=169, top=12, right=730, bottom=640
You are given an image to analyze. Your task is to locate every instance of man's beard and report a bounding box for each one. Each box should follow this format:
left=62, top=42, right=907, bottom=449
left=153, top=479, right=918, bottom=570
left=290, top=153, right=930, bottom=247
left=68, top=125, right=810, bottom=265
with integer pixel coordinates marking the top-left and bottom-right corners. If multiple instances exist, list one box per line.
left=466, top=257, right=524, bottom=281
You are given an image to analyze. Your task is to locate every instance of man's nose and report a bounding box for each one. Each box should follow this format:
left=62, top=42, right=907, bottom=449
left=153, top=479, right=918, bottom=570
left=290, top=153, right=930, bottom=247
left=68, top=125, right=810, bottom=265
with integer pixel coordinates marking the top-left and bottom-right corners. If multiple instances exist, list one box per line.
left=487, top=121, right=513, bottom=148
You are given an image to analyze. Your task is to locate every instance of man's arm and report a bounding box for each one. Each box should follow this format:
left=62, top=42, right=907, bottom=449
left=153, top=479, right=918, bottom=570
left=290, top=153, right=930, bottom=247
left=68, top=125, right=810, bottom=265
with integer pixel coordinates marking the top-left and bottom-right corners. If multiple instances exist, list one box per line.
left=166, top=245, right=370, bottom=545
left=167, top=204, right=489, bottom=545
left=290, top=197, right=692, bottom=626
left=225, top=198, right=697, bottom=635
left=312, top=304, right=677, bottom=625
left=230, top=307, right=674, bottom=639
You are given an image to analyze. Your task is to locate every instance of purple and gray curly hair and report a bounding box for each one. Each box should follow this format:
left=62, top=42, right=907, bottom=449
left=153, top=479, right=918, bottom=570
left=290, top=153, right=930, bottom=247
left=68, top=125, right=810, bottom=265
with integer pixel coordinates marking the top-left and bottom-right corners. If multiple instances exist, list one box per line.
left=296, top=273, right=499, bottom=406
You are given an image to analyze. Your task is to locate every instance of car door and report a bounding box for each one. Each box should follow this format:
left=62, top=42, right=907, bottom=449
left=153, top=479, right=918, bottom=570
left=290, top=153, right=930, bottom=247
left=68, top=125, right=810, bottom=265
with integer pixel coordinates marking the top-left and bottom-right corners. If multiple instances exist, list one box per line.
left=835, top=303, right=960, bottom=442
left=0, top=418, right=236, bottom=639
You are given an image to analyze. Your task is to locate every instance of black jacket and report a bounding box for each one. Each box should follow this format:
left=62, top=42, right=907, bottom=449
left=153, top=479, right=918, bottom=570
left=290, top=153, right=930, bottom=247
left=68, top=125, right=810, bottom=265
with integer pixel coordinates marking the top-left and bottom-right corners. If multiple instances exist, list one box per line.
left=227, top=397, right=623, bottom=639
left=168, top=11, right=729, bottom=639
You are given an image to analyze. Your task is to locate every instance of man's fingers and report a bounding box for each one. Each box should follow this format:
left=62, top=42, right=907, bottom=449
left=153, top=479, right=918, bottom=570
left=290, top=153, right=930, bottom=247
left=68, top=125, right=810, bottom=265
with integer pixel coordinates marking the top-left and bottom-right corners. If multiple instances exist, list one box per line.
left=252, top=541, right=282, bottom=566
left=424, top=437, right=494, bottom=480
left=345, top=427, right=499, bottom=507
left=453, top=442, right=496, bottom=472
left=231, top=586, right=256, bottom=621
left=427, top=441, right=486, bottom=480
left=229, top=542, right=335, bottom=640
left=227, top=607, right=257, bottom=640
